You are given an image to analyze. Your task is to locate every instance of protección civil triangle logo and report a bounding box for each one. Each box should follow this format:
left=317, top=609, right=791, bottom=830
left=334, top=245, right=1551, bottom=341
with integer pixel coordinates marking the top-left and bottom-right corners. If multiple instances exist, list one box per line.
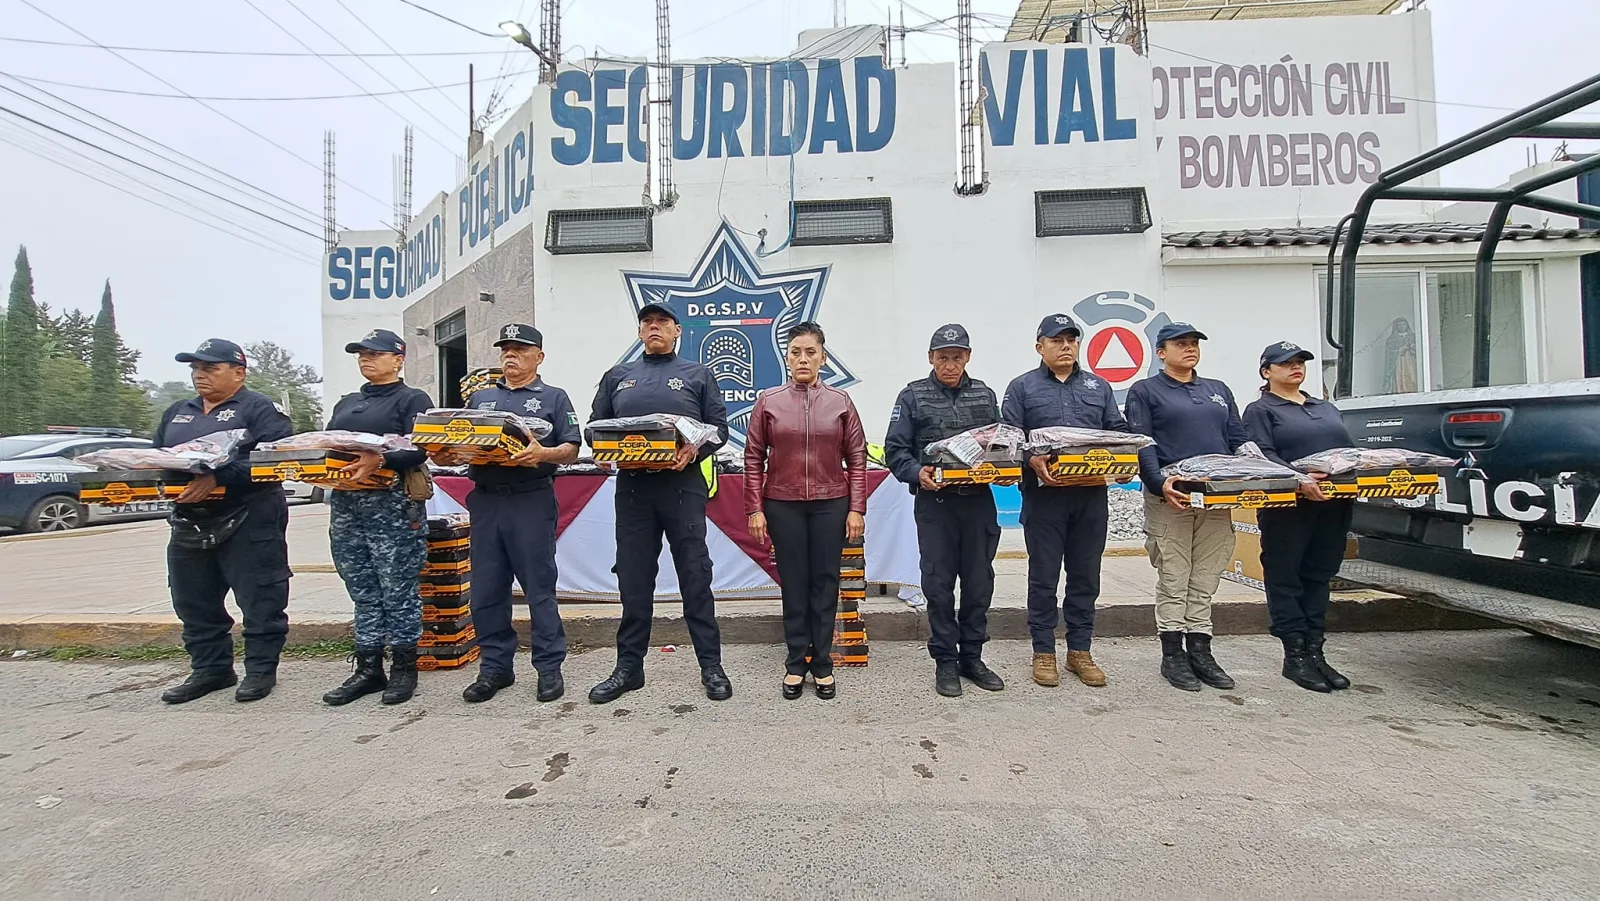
left=617, top=222, right=858, bottom=448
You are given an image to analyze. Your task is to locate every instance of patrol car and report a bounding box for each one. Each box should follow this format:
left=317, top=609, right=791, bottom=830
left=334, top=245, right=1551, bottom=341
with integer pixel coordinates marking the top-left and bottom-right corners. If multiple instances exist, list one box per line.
left=0, top=427, right=321, bottom=533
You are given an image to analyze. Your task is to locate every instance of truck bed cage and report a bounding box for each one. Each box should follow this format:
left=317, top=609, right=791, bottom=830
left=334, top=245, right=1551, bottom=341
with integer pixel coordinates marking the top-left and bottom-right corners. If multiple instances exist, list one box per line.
left=1328, top=73, right=1600, bottom=398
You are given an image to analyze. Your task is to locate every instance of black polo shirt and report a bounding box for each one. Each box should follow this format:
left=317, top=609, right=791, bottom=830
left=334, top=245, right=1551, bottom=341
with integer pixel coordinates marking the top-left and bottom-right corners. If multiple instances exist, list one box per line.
left=326, top=380, right=434, bottom=471
left=1242, top=391, right=1352, bottom=468
left=467, top=376, right=582, bottom=487
left=152, top=388, right=293, bottom=505
left=1124, top=370, right=1249, bottom=495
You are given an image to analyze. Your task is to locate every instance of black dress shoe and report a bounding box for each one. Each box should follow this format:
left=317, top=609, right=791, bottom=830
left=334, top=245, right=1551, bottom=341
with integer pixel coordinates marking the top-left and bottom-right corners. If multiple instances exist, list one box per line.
left=161, top=671, right=237, bottom=705
left=536, top=670, right=565, bottom=703
left=814, top=679, right=836, bottom=700
left=959, top=660, right=1006, bottom=692
left=702, top=665, right=733, bottom=701
left=782, top=679, right=804, bottom=700
left=935, top=661, right=962, bottom=697
left=462, top=671, right=516, bottom=703
left=235, top=673, right=276, bottom=702
left=588, top=668, right=644, bottom=704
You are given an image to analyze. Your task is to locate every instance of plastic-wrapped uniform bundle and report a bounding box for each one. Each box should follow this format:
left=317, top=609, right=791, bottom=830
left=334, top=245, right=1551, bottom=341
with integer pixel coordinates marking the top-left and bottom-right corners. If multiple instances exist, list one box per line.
left=1159, top=443, right=1306, bottom=509
left=77, top=428, right=248, bottom=472
left=924, top=423, right=1024, bottom=486
left=589, top=414, right=722, bottom=468
left=1024, top=426, right=1153, bottom=485
left=249, top=430, right=417, bottom=487
left=1291, top=447, right=1458, bottom=499
left=408, top=408, right=539, bottom=464
left=74, top=429, right=247, bottom=506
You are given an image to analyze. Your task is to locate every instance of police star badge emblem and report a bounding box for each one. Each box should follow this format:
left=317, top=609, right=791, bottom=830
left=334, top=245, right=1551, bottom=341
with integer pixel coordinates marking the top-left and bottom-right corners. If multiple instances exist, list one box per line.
left=1055, top=315, right=1069, bottom=325
left=523, top=398, right=542, bottom=413
left=215, top=409, right=237, bottom=422
left=1280, top=341, right=1299, bottom=351
left=1210, top=393, right=1226, bottom=406
left=504, top=324, right=521, bottom=339
left=943, top=328, right=959, bottom=340
left=667, top=378, right=685, bottom=391
left=1083, top=377, right=1099, bottom=389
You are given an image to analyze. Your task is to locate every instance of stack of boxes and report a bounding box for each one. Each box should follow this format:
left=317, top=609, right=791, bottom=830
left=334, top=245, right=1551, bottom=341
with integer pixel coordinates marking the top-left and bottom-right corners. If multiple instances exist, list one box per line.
left=832, top=537, right=868, bottom=667
left=418, top=516, right=478, bottom=670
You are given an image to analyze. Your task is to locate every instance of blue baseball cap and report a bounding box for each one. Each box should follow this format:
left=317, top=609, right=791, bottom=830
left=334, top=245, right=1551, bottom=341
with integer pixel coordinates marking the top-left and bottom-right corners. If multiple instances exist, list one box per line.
left=175, top=338, right=247, bottom=366
left=345, top=328, right=406, bottom=354
left=1037, top=314, right=1081, bottom=339
left=638, top=303, right=680, bottom=324
left=1155, top=322, right=1208, bottom=345
left=1261, top=340, right=1314, bottom=366
left=929, top=324, right=971, bottom=351
left=494, top=323, right=543, bottom=347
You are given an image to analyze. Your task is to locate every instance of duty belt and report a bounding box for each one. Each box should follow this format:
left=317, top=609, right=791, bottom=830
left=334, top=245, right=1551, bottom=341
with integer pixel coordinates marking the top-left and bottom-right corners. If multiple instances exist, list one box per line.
left=474, top=479, right=552, bottom=494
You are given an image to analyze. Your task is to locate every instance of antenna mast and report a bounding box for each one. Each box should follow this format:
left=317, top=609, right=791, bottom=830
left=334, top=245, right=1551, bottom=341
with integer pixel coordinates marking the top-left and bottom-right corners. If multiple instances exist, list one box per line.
left=539, top=0, right=562, bottom=85
left=323, top=130, right=336, bottom=253
left=654, top=0, right=676, bottom=208
left=833, top=0, right=846, bottom=27
left=955, top=0, right=985, bottom=195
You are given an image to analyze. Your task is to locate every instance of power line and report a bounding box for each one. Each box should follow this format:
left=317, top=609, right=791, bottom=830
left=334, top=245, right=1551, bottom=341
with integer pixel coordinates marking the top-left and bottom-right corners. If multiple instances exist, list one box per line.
left=0, top=103, right=325, bottom=240
left=239, top=0, right=457, bottom=153
left=393, top=0, right=503, bottom=39
left=0, top=35, right=511, bottom=58
left=331, top=0, right=470, bottom=115
left=16, top=0, right=390, bottom=208
left=2, top=71, right=474, bottom=102
left=0, top=126, right=320, bottom=265
left=679, top=0, right=783, bottom=41
left=0, top=76, right=326, bottom=229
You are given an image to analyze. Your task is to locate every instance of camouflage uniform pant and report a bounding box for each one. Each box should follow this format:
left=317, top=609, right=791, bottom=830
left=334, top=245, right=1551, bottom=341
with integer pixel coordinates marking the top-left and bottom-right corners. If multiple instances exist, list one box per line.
left=328, top=487, right=427, bottom=649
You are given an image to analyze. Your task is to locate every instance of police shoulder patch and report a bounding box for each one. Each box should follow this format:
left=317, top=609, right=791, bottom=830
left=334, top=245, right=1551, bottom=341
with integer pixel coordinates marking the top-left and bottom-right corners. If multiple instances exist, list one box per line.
left=566, top=411, right=579, bottom=426
left=273, top=402, right=288, bottom=416
left=889, top=405, right=902, bottom=423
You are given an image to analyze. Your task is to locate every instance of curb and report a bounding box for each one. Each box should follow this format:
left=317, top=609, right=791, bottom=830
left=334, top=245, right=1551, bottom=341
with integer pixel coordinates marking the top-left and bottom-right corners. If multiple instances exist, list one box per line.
left=0, top=596, right=1498, bottom=653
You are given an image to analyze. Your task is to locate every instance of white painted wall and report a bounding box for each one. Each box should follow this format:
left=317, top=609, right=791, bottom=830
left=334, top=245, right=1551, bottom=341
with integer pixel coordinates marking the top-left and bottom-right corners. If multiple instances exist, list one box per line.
left=321, top=228, right=406, bottom=412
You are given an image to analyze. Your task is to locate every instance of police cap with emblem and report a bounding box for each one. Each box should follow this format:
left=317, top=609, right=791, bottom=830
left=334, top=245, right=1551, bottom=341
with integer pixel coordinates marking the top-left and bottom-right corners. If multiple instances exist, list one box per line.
left=1155, top=321, right=1208, bottom=345
left=175, top=338, right=248, bottom=366
left=494, top=323, right=543, bottom=348
left=1260, top=340, right=1314, bottom=366
left=929, top=323, right=971, bottom=352
left=637, top=303, right=681, bottom=324
left=1036, top=314, right=1081, bottom=339
left=344, top=328, right=406, bottom=354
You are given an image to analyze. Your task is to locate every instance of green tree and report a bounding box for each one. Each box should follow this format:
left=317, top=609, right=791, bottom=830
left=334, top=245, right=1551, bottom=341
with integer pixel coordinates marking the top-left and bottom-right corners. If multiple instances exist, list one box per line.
left=91, top=281, right=120, bottom=397
left=51, top=308, right=95, bottom=365
left=243, top=341, right=322, bottom=432
left=1, top=246, right=44, bottom=435
left=143, top=380, right=194, bottom=432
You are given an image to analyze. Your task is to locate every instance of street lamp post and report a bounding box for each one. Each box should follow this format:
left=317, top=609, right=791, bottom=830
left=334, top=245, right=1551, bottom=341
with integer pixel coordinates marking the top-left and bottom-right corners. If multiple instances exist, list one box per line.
left=500, top=21, right=558, bottom=84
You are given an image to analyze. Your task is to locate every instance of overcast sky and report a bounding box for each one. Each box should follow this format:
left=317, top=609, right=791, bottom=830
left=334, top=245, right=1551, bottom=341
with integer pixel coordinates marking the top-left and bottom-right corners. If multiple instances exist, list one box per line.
left=2, top=0, right=1596, bottom=385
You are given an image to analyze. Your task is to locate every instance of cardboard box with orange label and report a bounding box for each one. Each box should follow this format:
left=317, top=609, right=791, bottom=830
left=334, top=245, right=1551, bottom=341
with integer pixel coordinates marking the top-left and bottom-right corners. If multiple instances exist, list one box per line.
left=1047, top=447, right=1141, bottom=487
left=248, top=449, right=397, bottom=488
left=1322, top=466, right=1444, bottom=499
left=590, top=426, right=679, bottom=469
left=75, top=470, right=225, bottom=506
left=1175, top=478, right=1300, bottom=510
left=409, top=410, right=532, bottom=464
left=933, top=452, right=1023, bottom=487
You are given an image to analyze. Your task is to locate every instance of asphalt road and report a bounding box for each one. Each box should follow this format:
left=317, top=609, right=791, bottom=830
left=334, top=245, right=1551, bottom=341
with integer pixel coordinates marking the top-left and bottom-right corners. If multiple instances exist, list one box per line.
left=3, top=632, right=1598, bottom=899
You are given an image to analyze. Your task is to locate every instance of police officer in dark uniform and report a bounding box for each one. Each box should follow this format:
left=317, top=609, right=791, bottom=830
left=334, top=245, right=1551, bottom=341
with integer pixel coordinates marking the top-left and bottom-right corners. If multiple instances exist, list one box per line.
left=885, top=324, right=1006, bottom=698
left=1243, top=340, right=1354, bottom=693
left=438, top=324, right=581, bottom=704
left=155, top=339, right=294, bottom=704
left=587, top=303, right=732, bottom=704
left=1001, top=313, right=1128, bottom=690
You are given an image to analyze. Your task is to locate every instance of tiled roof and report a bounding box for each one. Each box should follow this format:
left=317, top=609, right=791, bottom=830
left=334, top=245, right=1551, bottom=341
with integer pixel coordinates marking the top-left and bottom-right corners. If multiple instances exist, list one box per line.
left=1163, top=223, right=1600, bottom=249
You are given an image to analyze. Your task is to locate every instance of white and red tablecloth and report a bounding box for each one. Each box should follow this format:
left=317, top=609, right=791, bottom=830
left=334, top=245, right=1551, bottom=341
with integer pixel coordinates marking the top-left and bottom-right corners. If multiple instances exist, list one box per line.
left=429, top=471, right=920, bottom=602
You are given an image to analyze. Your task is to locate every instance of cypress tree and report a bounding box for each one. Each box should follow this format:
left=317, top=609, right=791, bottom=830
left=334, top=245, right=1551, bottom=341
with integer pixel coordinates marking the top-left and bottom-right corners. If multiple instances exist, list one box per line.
left=91, top=280, right=119, bottom=401
left=1, top=246, right=44, bottom=435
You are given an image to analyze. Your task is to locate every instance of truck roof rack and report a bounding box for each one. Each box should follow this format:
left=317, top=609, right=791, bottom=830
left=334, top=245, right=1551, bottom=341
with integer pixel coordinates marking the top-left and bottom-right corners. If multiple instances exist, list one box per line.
left=1327, top=73, right=1600, bottom=398
left=43, top=426, right=134, bottom=436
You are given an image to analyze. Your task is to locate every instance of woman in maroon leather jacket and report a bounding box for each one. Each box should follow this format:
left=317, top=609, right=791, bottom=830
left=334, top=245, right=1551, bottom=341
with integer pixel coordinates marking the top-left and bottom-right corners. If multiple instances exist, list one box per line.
left=744, top=322, right=868, bottom=700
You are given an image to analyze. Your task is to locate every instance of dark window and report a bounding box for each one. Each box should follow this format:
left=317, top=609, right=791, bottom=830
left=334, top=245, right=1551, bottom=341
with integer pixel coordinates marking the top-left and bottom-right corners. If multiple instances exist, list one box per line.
left=545, top=207, right=652, bottom=254
left=1034, top=187, right=1151, bottom=237
left=791, top=198, right=893, bottom=246
left=434, top=311, right=466, bottom=345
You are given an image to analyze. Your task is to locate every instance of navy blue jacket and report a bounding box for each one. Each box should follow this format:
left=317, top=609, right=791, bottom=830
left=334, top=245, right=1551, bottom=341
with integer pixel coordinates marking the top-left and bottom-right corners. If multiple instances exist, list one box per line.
left=883, top=373, right=1001, bottom=488
left=588, top=352, right=729, bottom=463
left=326, top=380, right=434, bottom=471
left=152, top=388, right=293, bottom=506
left=1124, top=371, right=1249, bottom=495
left=468, top=376, right=582, bottom=485
left=1000, top=364, right=1128, bottom=442
left=1242, top=391, right=1353, bottom=469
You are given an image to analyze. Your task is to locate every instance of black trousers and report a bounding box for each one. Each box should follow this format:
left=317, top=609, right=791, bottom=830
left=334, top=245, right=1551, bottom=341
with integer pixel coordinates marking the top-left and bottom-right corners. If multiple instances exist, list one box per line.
left=1022, top=485, right=1108, bottom=653
left=916, top=489, right=1000, bottom=664
left=765, top=496, right=848, bottom=678
left=469, top=485, right=567, bottom=677
left=614, top=469, right=722, bottom=670
left=1257, top=499, right=1354, bottom=636
left=166, top=493, right=291, bottom=677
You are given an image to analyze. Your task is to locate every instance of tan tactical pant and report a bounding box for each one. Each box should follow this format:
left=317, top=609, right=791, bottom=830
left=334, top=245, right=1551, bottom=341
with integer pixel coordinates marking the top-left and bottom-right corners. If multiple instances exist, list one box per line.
left=1143, top=495, right=1236, bottom=635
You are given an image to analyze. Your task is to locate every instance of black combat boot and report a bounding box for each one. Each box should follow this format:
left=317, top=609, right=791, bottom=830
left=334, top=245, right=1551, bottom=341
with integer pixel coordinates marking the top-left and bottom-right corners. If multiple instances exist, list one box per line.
left=1160, top=632, right=1202, bottom=691
left=161, top=671, right=237, bottom=704
left=382, top=646, right=418, bottom=705
left=1185, top=633, right=1235, bottom=690
left=323, top=648, right=387, bottom=706
left=934, top=661, right=962, bottom=697
left=236, top=671, right=277, bottom=702
left=1306, top=630, right=1350, bottom=690
left=1280, top=633, right=1332, bottom=693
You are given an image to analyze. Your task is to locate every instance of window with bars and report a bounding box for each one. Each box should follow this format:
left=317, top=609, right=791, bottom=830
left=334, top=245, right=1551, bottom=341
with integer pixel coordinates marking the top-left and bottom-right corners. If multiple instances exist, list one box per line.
left=545, top=207, right=653, bottom=254
left=1034, top=187, right=1151, bottom=237
left=434, top=310, right=466, bottom=345
left=791, top=198, right=894, bottom=246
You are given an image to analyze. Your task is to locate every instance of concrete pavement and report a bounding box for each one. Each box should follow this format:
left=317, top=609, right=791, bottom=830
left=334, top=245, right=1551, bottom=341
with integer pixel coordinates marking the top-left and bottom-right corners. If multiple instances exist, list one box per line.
left=2, top=632, right=1597, bottom=897
left=0, top=505, right=1492, bottom=651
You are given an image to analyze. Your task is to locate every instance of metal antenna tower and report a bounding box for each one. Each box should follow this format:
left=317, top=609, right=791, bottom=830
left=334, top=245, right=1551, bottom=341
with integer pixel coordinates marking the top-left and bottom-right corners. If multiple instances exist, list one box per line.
left=398, top=125, right=413, bottom=241
left=654, top=0, right=676, bottom=208
left=955, top=0, right=985, bottom=195
left=539, top=0, right=561, bottom=85
left=833, top=0, right=846, bottom=27
left=323, top=130, right=336, bottom=253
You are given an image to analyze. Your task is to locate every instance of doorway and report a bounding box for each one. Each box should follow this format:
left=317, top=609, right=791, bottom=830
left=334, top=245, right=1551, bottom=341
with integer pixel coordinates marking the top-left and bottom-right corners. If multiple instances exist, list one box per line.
left=435, top=311, right=467, bottom=407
